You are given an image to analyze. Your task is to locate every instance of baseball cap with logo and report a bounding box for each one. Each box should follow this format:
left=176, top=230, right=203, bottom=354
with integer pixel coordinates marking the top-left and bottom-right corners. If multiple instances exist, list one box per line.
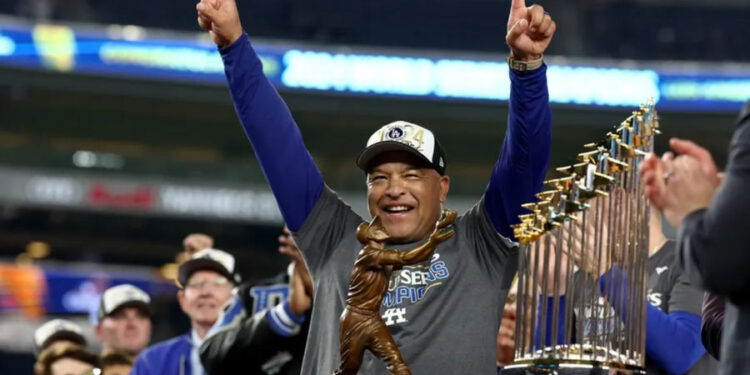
left=356, top=121, right=447, bottom=175
left=97, top=284, right=151, bottom=322
left=34, top=319, right=87, bottom=354
left=177, top=248, right=241, bottom=288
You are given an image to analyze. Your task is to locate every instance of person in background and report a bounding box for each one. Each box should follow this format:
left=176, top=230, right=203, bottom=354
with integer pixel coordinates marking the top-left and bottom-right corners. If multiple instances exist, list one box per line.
left=35, top=342, right=99, bottom=375
left=200, top=226, right=313, bottom=374
left=99, top=350, right=133, bottom=375
left=496, top=284, right=519, bottom=371
left=95, top=284, right=152, bottom=361
left=34, top=319, right=88, bottom=355
left=640, top=101, right=750, bottom=374
left=528, top=201, right=717, bottom=374
left=34, top=319, right=89, bottom=375
left=178, top=233, right=215, bottom=265
left=131, top=248, right=239, bottom=375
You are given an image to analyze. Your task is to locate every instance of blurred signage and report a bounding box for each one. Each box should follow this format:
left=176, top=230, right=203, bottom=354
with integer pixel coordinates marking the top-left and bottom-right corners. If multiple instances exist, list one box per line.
left=86, top=183, right=156, bottom=209
left=0, top=263, right=46, bottom=318
left=0, top=18, right=747, bottom=111
left=41, top=267, right=175, bottom=316
left=0, top=166, right=283, bottom=223
left=0, top=262, right=177, bottom=316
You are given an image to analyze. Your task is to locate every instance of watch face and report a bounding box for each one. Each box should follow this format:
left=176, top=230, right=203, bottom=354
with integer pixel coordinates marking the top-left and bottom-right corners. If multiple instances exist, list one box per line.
left=508, top=57, right=542, bottom=72
left=508, top=58, right=527, bottom=72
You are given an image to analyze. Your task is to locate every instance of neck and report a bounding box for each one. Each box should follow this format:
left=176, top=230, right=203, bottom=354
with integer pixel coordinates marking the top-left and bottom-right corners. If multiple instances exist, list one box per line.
left=191, top=322, right=212, bottom=341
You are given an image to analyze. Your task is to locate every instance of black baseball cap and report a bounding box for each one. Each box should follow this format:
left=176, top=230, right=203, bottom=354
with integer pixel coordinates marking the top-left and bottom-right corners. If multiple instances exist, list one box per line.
left=177, top=248, right=241, bottom=287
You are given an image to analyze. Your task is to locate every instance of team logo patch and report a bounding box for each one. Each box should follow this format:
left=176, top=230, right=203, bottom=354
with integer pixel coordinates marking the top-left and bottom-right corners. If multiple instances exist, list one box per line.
left=386, top=126, right=405, bottom=140
left=382, top=308, right=407, bottom=326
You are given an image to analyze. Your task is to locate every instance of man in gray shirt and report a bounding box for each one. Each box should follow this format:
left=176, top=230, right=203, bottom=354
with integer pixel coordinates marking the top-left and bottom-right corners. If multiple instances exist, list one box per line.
left=194, top=0, right=556, bottom=372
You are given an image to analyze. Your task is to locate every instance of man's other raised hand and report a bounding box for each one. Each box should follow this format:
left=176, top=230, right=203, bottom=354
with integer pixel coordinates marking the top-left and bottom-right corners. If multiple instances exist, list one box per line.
left=196, top=0, right=244, bottom=48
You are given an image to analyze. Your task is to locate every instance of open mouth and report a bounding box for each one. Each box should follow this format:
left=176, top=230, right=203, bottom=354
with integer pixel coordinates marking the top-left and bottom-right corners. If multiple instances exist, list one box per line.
left=196, top=302, right=217, bottom=311
left=382, top=204, right=414, bottom=215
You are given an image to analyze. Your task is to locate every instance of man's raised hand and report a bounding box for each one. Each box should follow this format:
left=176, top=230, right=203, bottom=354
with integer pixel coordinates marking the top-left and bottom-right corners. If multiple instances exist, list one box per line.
left=506, top=0, right=556, bottom=61
left=196, top=0, right=244, bottom=48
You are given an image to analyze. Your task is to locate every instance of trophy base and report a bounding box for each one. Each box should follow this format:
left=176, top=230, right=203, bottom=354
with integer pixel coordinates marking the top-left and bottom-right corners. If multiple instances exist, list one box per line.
left=501, top=363, right=645, bottom=375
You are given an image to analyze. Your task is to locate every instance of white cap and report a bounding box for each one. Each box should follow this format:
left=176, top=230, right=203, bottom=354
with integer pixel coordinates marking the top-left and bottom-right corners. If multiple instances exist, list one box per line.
left=34, top=319, right=86, bottom=353
left=97, top=284, right=151, bottom=321
left=356, top=121, right=446, bottom=175
left=177, top=248, right=240, bottom=287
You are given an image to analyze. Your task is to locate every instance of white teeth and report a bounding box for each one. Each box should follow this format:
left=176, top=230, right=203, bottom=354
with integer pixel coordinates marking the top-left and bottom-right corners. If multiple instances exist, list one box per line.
left=385, top=206, right=410, bottom=213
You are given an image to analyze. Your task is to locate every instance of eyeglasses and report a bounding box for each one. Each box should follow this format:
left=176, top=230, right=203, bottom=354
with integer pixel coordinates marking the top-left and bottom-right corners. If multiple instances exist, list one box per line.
left=185, top=276, right=230, bottom=291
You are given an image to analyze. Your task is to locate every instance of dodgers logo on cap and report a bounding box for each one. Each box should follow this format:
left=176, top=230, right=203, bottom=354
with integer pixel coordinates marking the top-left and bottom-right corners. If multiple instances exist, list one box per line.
left=356, top=120, right=447, bottom=175
left=386, top=126, right=405, bottom=141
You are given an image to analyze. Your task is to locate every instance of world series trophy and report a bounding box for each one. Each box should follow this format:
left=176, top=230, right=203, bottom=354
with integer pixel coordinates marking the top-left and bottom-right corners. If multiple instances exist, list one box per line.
left=334, top=209, right=457, bottom=375
left=503, top=102, right=659, bottom=375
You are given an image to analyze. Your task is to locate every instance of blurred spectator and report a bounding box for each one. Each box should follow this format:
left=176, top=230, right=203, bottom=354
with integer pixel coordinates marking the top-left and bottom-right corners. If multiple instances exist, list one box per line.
left=200, top=226, right=312, bottom=374
left=131, top=248, right=238, bottom=375
left=34, top=342, right=99, bottom=375
left=95, top=284, right=152, bottom=360
left=99, top=351, right=133, bottom=375
left=177, top=233, right=214, bottom=265
left=182, top=233, right=214, bottom=257
left=495, top=284, right=518, bottom=369
left=34, top=319, right=87, bottom=356
left=640, top=101, right=750, bottom=374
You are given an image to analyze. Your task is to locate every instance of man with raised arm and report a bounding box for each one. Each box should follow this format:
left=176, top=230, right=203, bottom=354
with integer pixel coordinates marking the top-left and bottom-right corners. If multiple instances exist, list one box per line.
left=195, top=0, right=555, bottom=372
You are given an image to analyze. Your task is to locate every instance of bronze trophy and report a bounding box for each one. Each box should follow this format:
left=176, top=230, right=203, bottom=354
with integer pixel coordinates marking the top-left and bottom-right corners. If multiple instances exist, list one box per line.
left=334, top=209, right=458, bottom=375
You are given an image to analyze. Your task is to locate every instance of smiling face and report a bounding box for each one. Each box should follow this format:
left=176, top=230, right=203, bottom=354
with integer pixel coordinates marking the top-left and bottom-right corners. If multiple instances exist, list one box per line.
left=96, top=306, right=151, bottom=357
left=366, top=151, right=450, bottom=243
left=177, top=270, right=233, bottom=330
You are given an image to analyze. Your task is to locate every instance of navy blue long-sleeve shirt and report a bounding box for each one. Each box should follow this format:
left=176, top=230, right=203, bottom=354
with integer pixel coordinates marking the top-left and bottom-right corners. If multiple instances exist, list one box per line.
left=219, top=33, right=551, bottom=237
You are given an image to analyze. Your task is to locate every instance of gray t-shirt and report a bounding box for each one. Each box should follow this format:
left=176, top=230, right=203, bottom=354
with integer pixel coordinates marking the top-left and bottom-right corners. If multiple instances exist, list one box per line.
left=294, top=187, right=518, bottom=375
left=571, top=241, right=717, bottom=374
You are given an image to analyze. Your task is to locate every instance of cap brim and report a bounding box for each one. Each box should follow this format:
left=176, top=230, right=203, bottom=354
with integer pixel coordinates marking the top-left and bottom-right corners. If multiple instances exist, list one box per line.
left=178, top=258, right=234, bottom=287
left=39, top=331, right=87, bottom=352
left=108, top=301, right=151, bottom=317
left=356, top=141, right=434, bottom=173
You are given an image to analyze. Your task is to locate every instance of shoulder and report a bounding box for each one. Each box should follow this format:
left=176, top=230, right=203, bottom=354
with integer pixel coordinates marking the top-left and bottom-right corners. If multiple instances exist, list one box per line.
left=244, top=272, right=289, bottom=290
left=297, top=186, right=362, bottom=234
left=456, top=198, right=517, bottom=249
left=140, top=334, right=191, bottom=359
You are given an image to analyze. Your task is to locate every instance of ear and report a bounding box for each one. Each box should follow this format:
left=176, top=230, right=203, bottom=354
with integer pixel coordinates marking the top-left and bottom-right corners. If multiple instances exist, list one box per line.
left=94, top=324, right=104, bottom=340
left=177, top=290, right=188, bottom=315
left=439, top=175, right=450, bottom=203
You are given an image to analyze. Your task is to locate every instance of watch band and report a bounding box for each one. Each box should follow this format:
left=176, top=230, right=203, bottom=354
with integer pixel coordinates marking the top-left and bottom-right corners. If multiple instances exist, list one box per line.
left=507, top=56, right=544, bottom=72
